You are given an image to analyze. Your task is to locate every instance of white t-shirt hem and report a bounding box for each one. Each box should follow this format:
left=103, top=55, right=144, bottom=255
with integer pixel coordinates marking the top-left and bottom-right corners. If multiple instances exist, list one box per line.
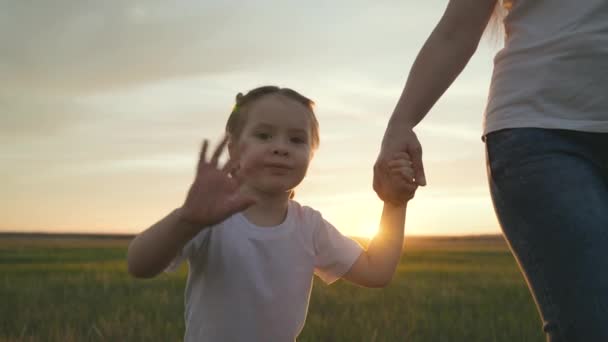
left=483, top=118, right=608, bottom=137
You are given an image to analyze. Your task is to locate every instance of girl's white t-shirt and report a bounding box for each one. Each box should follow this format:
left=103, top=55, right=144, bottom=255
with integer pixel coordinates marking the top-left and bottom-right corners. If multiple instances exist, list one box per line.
left=166, top=200, right=363, bottom=342
left=484, top=0, right=608, bottom=135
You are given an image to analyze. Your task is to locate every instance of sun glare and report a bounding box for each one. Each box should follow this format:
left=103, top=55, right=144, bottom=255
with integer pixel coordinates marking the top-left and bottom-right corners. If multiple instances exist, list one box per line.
left=356, top=222, right=380, bottom=239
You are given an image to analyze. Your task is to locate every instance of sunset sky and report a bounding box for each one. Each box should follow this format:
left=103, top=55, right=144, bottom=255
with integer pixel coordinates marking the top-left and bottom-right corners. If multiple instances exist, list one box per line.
left=1, top=1, right=504, bottom=238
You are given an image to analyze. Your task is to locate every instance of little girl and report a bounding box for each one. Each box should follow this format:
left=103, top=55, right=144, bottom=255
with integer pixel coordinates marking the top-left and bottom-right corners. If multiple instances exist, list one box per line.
left=127, top=85, right=417, bottom=341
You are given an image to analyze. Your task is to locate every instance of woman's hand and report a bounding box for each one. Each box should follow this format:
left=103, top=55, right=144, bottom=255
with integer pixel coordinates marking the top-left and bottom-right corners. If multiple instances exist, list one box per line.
left=374, top=126, right=426, bottom=204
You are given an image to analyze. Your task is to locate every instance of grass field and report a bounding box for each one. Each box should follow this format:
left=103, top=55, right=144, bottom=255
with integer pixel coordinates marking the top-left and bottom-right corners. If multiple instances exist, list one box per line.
left=0, top=234, right=544, bottom=341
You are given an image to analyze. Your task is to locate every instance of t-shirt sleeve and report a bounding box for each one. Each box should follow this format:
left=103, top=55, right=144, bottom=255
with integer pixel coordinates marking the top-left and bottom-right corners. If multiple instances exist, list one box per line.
left=164, top=227, right=211, bottom=273
left=311, top=210, right=363, bottom=284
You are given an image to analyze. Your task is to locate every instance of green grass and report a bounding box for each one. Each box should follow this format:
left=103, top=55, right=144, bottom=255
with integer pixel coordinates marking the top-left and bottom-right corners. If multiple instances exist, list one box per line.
left=0, top=235, right=544, bottom=341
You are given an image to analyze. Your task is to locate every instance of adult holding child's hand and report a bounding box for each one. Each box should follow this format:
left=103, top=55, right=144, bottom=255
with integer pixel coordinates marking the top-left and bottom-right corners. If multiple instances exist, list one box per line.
left=374, top=123, right=425, bottom=205
left=374, top=0, right=608, bottom=341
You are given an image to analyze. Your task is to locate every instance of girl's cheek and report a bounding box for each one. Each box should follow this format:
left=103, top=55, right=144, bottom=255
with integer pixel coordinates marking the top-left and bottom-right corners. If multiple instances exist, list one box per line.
left=238, top=155, right=259, bottom=174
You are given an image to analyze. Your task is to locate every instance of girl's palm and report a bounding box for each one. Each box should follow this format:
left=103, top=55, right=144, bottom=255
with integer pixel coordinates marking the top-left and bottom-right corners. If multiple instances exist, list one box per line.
left=181, top=138, right=255, bottom=227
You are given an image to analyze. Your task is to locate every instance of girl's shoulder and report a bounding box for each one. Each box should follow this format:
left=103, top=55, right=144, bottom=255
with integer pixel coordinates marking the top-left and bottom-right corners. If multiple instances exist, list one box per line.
left=288, top=199, right=329, bottom=232
left=289, top=199, right=320, bottom=221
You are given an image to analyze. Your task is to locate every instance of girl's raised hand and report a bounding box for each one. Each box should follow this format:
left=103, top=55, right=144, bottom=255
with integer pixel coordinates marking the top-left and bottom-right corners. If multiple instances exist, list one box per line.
left=179, top=137, right=256, bottom=228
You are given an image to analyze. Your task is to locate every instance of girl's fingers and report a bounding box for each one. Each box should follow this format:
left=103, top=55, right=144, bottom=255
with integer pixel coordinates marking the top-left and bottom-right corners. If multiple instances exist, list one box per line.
left=221, top=158, right=234, bottom=173
left=210, top=135, right=229, bottom=167
left=389, top=163, right=414, bottom=174
left=387, top=160, right=412, bottom=169
left=394, top=180, right=417, bottom=191
left=197, top=139, right=209, bottom=173
left=230, top=167, right=247, bottom=186
left=392, top=152, right=411, bottom=161
left=388, top=181, right=418, bottom=198
left=387, top=160, right=402, bottom=168
left=391, top=167, right=415, bottom=180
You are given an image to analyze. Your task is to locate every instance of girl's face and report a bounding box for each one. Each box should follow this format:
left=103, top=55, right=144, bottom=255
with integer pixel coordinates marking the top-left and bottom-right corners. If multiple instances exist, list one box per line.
left=230, top=94, right=314, bottom=197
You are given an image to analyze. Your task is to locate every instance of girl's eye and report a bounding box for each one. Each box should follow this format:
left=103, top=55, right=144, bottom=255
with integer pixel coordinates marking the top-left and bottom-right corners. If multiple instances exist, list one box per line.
left=255, top=133, right=271, bottom=140
left=290, top=137, right=306, bottom=144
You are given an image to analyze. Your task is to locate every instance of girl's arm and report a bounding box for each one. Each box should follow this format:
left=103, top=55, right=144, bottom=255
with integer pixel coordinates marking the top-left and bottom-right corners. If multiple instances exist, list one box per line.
left=343, top=153, right=414, bottom=287
left=127, top=208, right=203, bottom=278
left=342, top=202, right=407, bottom=287
left=127, top=138, right=255, bottom=278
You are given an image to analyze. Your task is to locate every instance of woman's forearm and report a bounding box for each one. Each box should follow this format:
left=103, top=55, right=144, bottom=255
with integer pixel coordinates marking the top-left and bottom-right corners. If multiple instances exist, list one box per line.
left=390, top=0, right=496, bottom=129
left=390, top=29, right=479, bottom=129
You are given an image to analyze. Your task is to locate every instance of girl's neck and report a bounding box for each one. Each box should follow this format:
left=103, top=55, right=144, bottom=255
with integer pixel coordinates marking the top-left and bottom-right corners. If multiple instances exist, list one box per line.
left=241, top=188, right=290, bottom=227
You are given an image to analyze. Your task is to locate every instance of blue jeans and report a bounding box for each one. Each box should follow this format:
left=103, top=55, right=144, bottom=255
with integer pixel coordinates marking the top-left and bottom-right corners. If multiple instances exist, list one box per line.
left=485, top=128, right=608, bottom=342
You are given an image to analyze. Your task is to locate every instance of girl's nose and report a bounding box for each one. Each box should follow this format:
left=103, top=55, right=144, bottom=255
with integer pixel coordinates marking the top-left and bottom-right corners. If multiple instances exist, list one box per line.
left=272, top=144, right=289, bottom=156
left=273, top=148, right=288, bottom=156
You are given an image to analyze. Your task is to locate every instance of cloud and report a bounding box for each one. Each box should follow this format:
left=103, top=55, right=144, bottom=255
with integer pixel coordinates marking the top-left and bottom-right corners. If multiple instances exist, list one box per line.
left=0, top=0, right=492, bottom=142
left=0, top=93, right=88, bottom=139
left=2, top=1, right=236, bottom=94
left=0, top=1, right=443, bottom=95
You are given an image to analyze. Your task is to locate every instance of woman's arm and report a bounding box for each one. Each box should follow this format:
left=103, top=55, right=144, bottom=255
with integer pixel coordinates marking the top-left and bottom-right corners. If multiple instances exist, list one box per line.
left=389, top=0, right=497, bottom=129
left=374, top=0, right=498, bottom=199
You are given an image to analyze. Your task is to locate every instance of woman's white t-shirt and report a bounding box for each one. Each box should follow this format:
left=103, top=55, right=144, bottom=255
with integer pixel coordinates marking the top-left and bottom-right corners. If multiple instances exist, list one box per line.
left=484, top=0, right=608, bottom=135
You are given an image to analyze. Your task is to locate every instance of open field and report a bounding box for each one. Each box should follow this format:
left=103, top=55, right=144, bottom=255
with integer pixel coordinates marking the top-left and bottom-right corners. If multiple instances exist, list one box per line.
left=0, top=234, right=543, bottom=341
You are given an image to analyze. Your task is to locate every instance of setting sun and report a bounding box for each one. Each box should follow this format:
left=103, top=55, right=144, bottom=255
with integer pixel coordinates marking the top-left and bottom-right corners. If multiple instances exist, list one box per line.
left=356, top=221, right=381, bottom=239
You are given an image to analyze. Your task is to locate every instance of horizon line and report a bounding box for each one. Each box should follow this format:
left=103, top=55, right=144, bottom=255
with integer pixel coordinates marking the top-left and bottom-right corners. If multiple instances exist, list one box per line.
left=0, top=230, right=503, bottom=240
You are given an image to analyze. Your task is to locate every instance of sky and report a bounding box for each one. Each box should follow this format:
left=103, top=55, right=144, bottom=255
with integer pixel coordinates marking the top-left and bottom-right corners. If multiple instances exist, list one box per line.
left=0, top=1, right=505, bottom=238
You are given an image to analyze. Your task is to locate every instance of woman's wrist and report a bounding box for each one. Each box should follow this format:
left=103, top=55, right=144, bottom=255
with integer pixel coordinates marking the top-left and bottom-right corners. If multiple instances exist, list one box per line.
left=387, top=114, right=416, bottom=132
